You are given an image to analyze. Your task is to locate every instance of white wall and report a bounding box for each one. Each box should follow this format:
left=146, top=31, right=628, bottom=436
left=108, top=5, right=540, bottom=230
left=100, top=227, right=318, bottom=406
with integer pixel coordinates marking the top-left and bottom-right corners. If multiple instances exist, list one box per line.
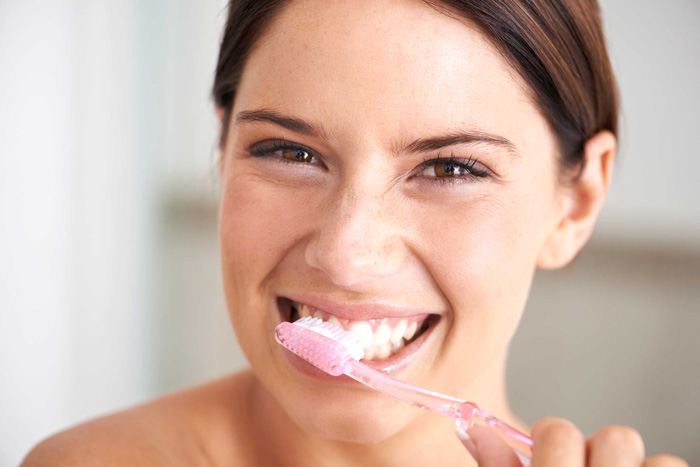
left=1, top=0, right=698, bottom=465
left=0, top=0, right=203, bottom=464
left=0, top=1, right=77, bottom=460
left=597, top=0, right=700, bottom=247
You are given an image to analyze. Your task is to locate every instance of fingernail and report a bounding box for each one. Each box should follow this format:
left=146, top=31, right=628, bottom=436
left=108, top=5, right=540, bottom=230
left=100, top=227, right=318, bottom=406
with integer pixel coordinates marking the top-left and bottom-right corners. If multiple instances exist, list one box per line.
left=455, top=426, right=479, bottom=462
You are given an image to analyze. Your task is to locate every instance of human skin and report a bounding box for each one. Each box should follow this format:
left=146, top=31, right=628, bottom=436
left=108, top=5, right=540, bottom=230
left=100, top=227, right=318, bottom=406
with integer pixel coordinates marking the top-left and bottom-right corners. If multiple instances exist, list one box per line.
left=215, top=0, right=687, bottom=466
left=219, top=0, right=548, bottom=450
left=19, top=0, right=688, bottom=466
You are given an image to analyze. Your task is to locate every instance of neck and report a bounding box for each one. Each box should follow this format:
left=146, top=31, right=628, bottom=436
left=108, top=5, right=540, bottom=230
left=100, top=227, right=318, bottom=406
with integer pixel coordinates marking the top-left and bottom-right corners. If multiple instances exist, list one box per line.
left=244, top=351, right=525, bottom=466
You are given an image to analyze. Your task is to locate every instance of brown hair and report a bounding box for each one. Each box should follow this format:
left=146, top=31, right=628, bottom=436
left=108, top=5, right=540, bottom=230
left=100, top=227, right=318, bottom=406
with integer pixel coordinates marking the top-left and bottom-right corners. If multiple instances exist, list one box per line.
left=212, top=0, right=619, bottom=181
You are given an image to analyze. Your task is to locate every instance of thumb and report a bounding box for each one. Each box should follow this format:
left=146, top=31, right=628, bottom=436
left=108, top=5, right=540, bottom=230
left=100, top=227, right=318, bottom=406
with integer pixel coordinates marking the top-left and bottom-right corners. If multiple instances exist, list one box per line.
left=455, top=426, right=480, bottom=462
left=456, top=425, right=523, bottom=467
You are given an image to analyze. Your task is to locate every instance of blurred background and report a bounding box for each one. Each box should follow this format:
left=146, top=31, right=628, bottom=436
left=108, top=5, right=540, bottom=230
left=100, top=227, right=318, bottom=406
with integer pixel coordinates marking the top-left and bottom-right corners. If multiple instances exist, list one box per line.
left=1, top=0, right=698, bottom=465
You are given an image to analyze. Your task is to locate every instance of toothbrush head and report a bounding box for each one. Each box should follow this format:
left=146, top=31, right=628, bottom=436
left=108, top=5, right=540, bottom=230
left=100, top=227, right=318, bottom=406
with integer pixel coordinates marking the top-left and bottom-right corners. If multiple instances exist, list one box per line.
left=274, top=317, right=364, bottom=376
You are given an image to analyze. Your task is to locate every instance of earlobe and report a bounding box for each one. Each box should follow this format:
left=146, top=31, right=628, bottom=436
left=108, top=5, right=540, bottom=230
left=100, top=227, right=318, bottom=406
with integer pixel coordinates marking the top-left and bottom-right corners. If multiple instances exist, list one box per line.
left=536, top=130, right=617, bottom=270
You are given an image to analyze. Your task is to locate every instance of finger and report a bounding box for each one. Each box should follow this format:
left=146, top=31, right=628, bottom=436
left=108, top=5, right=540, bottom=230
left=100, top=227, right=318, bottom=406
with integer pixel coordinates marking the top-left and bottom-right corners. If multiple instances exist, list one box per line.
left=455, top=426, right=479, bottom=462
left=587, top=425, right=645, bottom=467
left=531, top=417, right=585, bottom=467
left=643, top=454, right=690, bottom=467
left=466, top=424, right=522, bottom=467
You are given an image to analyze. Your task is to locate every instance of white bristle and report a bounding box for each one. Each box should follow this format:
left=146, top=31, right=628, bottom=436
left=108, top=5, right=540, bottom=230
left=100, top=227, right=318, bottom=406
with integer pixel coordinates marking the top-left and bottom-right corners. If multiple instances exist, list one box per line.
left=294, top=317, right=365, bottom=361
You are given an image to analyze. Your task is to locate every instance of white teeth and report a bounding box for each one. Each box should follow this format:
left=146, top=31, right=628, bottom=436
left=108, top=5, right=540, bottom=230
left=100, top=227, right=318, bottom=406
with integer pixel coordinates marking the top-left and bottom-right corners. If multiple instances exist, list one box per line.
left=291, top=301, right=431, bottom=361
left=391, top=339, right=405, bottom=353
left=349, top=321, right=374, bottom=348
left=327, top=315, right=343, bottom=330
left=403, top=321, right=418, bottom=341
left=377, top=343, right=391, bottom=359
left=373, top=323, right=391, bottom=346
left=391, top=319, right=407, bottom=344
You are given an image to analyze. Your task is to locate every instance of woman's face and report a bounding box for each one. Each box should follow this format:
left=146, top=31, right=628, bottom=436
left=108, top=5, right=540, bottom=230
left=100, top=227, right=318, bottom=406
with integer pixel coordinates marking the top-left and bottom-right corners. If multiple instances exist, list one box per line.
left=219, top=0, right=562, bottom=441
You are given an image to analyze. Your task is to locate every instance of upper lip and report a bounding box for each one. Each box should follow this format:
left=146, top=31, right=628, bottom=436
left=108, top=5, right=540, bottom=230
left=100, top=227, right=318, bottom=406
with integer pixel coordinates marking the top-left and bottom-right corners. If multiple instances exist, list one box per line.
left=280, top=291, right=442, bottom=321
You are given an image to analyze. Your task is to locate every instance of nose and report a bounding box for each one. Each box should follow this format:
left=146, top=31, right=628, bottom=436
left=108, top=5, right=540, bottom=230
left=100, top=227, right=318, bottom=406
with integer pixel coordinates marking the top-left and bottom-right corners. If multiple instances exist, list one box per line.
left=304, top=187, right=407, bottom=288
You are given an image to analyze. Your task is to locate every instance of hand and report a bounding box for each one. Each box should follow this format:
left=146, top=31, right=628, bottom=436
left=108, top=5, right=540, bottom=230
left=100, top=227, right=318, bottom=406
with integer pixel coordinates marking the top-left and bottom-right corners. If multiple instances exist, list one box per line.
left=456, top=417, right=689, bottom=466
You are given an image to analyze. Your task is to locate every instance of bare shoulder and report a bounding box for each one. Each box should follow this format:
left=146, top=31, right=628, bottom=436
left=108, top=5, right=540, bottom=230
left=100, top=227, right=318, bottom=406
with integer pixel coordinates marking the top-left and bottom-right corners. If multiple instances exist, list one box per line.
left=21, top=370, right=257, bottom=466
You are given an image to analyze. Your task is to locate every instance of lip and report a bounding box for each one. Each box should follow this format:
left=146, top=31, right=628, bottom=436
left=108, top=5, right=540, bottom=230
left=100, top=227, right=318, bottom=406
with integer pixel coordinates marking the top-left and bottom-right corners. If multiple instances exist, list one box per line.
left=277, top=291, right=443, bottom=321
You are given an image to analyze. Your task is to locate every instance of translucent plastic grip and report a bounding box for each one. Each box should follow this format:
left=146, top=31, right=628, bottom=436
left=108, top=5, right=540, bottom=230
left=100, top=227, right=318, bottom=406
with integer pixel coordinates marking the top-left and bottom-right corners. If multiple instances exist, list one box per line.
left=344, top=360, right=532, bottom=465
left=275, top=320, right=532, bottom=465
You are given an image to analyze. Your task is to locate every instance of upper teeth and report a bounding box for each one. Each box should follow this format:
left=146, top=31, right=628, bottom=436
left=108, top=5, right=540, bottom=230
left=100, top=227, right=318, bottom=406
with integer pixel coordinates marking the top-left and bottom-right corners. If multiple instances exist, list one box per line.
left=349, top=321, right=373, bottom=347
left=293, top=302, right=426, bottom=361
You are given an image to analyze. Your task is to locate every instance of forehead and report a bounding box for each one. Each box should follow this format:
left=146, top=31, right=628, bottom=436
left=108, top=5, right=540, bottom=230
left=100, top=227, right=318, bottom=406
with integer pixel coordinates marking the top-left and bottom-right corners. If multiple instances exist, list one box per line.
left=234, top=0, right=543, bottom=149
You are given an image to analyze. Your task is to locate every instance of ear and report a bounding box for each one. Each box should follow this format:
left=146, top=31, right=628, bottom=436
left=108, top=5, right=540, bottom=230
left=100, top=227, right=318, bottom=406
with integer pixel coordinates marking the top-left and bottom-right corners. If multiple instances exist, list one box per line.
left=536, top=130, right=617, bottom=269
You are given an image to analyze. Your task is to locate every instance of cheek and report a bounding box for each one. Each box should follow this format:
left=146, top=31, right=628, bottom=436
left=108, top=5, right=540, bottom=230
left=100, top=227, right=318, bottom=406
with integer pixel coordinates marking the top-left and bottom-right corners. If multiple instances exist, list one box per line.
left=218, top=169, right=324, bottom=319
left=418, top=192, right=544, bottom=347
left=219, top=171, right=317, bottom=371
left=219, top=174, right=287, bottom=328
left=220, top=173, right=302, bottom=280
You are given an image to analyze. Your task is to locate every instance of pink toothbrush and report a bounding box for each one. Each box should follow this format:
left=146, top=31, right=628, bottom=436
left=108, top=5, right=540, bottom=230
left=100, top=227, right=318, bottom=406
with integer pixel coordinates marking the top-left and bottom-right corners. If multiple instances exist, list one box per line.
left=275, top=317, right=533, bottom=465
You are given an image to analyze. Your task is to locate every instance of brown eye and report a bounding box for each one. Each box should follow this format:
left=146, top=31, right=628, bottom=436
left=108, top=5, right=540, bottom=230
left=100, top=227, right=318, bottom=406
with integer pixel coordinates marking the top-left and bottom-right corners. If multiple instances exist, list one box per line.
left=415, top=156, right=489, bottom=184
left=434, top=161, right=468, bottom=178
left=282, top=148, right=313, bottom=163
left=248, top=139, right=325, bottom=168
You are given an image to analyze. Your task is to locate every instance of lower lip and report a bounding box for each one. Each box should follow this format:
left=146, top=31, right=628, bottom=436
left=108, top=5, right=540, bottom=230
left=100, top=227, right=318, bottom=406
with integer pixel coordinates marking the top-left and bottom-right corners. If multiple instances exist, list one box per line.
left=275, top=300, right=439, bottom=382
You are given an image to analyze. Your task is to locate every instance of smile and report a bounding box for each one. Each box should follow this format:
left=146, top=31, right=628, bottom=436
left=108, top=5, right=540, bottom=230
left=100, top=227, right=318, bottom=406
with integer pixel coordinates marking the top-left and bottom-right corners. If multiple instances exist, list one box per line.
left=277, top=297, right=439, bottom=362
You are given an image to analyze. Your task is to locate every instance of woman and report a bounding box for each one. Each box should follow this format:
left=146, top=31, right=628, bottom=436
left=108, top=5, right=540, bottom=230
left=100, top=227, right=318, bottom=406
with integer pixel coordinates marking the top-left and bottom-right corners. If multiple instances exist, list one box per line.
left=23, top=0, right=689, bottom=465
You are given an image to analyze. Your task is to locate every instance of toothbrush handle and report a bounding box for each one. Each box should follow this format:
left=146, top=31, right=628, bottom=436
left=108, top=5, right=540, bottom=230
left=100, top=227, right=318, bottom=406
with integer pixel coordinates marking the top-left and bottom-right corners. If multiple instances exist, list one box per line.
left=343, top=360, right=533, bottom=464
left=459, top=402, right=533, bottom=466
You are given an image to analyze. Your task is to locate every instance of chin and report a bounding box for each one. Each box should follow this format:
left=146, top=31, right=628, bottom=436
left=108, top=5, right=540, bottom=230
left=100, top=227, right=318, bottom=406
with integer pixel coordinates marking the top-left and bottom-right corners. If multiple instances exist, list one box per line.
left=279, top=389, right=420, bottom=443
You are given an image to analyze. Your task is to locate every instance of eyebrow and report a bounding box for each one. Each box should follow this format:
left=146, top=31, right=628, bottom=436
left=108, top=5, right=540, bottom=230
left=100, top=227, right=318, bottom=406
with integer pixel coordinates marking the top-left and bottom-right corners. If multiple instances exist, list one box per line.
left=235, top=108, right=519, bottom=158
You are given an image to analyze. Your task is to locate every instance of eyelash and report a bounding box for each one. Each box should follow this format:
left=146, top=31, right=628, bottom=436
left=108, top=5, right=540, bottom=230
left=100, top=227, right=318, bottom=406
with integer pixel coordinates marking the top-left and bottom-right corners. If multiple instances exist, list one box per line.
left=416, top=152, right=489, bottom=184
left=248, top=138, right=323, bottom=165
left=247, top=139, right=490, bottom=184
